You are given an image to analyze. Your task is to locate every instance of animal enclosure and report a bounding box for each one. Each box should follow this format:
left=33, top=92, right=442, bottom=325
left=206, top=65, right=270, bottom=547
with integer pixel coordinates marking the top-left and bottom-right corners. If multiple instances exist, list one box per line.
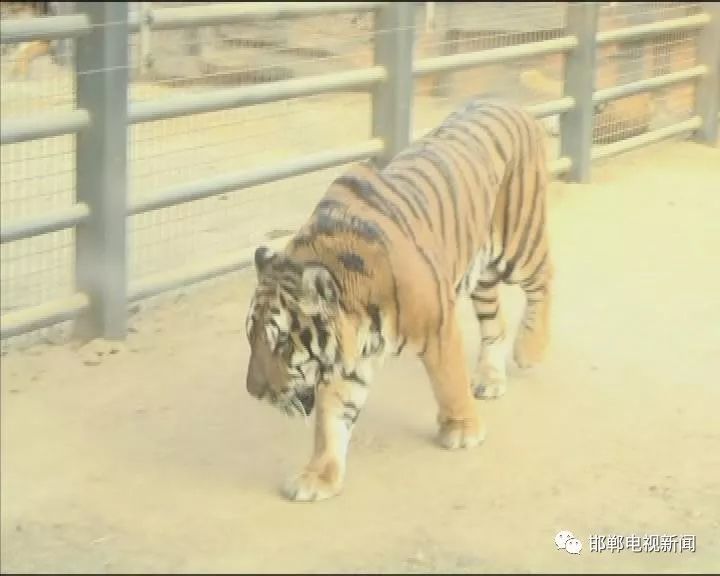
left=1, top=2, right=717, bottom=350
left=1, top=3, right=719, bottom=573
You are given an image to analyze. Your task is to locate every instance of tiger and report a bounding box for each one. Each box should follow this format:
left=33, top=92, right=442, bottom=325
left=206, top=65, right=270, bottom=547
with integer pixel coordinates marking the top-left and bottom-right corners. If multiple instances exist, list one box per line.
left=245, top=98, right=552, bottom=502
left=2, top=2, right=57, bottom=80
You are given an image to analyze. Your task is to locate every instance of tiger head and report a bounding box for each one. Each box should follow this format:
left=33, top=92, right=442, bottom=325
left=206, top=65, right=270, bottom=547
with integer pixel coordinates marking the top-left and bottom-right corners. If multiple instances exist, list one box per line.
left=245, top=245, right=343, bottom=417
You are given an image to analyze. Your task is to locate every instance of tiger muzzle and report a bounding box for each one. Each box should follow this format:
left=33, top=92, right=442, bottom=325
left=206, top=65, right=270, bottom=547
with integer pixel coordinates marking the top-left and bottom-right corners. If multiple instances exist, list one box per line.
left=295, top=387, right=316, bottom=415
left=246, top=370, right=267, bottom=400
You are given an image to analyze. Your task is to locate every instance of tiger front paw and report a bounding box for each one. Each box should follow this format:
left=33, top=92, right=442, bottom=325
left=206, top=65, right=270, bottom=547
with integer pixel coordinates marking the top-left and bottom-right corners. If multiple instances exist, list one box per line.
left=472, top=376, right=507, bottom=399
left=282, top=466, right=343, bottom=502
left=437, top=416, right=486, bottom=450
left=473, top=339, right=508, bottom=399
left=472, top=359, right=507, bottom=399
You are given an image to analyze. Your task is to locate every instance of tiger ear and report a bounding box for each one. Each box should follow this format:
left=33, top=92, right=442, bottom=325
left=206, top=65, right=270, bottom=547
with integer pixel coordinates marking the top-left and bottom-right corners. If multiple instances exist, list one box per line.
left=300, top=264, right=339, bottom=315
left=254, top=245, right=275, bottom=278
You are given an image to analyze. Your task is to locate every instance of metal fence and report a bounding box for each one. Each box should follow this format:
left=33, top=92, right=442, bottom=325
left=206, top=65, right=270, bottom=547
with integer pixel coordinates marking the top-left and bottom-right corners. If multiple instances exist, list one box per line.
left=1, top=2, right=718, bottom=346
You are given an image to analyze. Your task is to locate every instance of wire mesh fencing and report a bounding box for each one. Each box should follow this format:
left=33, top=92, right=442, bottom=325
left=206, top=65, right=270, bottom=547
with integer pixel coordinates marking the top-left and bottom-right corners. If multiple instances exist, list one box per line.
left=126, top=4, right=378, bottom=294
left=413, top=2, right=568, bottom=160
left=0, top=2, right=717, bottom=349
left=593, top=2, right=702, bottom=145
left=1, top=1, right=77, bottom=347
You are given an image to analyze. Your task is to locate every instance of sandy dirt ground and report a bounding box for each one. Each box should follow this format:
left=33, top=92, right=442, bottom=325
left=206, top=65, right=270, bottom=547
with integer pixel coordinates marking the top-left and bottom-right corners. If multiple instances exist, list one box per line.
left=2, top=139, right=720, bottom=573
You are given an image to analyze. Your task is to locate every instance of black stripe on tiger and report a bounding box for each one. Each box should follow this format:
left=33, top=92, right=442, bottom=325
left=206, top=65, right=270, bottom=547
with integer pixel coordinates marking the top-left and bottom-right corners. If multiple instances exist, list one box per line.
left=474, top=307, right=499, bottom=321
left=376, top=171, right=423, bottom=224
left=454, top=138, right=490, bottom=244
left=311, top=314, right=329, bottom=350
left=389, top=268, right=402, bottom=350
left=342, top=369, right=368, bottom=387
left=401, top=165, right=447, bottom=244
left=298, top=327, right=331, bottom=384
left=429, top=132, right=483, bottom=236
left=367, top=303, right=381, bottom=333
left=287, top=308, right=300, bottom=332
left=441, top=120, right=506, bottom=184
left=475, top=278, right=500, bottom=290
left=470, top=293, right=497, bottom=303
left=492, top=107, right=524, bottom=269
left=342, top=401, right=360, bottom=428
left=416, top=147, right=464, bottom=278
left=338, top=251, right=369, bottom=276
left=516, top=169, right=548, bottom=273
left=520, top=253, right=548, bottom=291
left=340, top=173, right=447, bottom=343
left=294, top=198, right=389, bottom=247
left=335, top=175, right=415, bottom=240
left=506, top=107, right=536, bottom=268
left=510, top=166, right=542, bottom=270
left=464, top=109, right=514, bottom=164
left=384, top=172, right=434, bottom=230
left=466, top=116, right=517, bottom=268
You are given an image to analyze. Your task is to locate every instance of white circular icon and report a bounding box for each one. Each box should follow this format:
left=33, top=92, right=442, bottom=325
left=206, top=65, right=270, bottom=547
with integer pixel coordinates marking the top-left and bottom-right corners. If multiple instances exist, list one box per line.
left=555, top=530, right=582, bottom=555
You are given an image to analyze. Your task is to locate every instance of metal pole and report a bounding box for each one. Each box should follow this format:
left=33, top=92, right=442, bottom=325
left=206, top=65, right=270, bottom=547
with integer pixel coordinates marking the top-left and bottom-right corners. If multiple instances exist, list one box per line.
left=560, top=2, right=599, bottom=183
left=431, top=2, right=454, bottom=98
left=425, top=2, right=435, bottom=33
left=51, top=1, right=75, bottom=67
left=694, top=2, right=719, bottom=146
left=74, top=2, right=129, bottom=341
left=139, top=2, right=153, bottom=77
left=372, top=2, right=415, bottom=167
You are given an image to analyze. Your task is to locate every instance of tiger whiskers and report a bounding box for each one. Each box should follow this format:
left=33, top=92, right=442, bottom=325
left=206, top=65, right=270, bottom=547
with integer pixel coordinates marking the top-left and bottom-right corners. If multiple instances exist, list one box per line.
left=291, top=394, right=310, bottom=426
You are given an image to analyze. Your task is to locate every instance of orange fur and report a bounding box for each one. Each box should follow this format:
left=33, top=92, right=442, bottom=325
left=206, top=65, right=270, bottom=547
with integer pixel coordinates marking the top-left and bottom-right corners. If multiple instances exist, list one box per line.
left=3, top=3, right=53, bottom=80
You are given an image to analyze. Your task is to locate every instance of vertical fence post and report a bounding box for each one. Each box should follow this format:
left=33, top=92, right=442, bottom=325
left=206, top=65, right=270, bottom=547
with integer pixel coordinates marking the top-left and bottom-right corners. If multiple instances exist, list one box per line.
left=694, top=2, right=719, bottom=146
left=74, top=2, right=129, bottom=341
left=52, top=1, right=75, bottom=67
left=372, top=2, right=415, bottom=168
left=431, top=3, right=455, bottom=99
left=139, top=2, right=153, bottom=77
left=560, top=2, right=599, bottom=183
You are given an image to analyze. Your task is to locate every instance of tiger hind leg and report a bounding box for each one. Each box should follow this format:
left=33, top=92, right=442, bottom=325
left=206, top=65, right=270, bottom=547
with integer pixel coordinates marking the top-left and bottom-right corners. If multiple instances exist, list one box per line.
left=470, top=283, right=508, bottom=399
left=514, top=258, right=553, bottom=369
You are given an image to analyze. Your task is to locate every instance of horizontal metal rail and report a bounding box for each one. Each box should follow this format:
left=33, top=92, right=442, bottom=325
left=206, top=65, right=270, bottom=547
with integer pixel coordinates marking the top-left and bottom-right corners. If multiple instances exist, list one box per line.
left=411, top=98, right=575, bottom=141
left=596, top=13, right=710, bottom=45
left=0, top=293, right=89, bottom=340
left=1, top=109, right=90, bottom=145
left=525, top=97, right=576, bottom=119
left=129, top=152, right=574, bottom=303
left=0, top=203, right=90, bottom=244
left=0, top=13, right=90, bottom=44
left=129, top=234, right=292, bottom=303
left=129, top=138, right=384, bottom=215
left=593, top=65, right=707, bottom=104
left=147, top=2, right=383, bottom=30
left=129, top=66, right=386, bottom=124
left=413, top=36, right=578, bottom=77
left=591, top=116, right=702, bottom=160
left=128, top=10, right=140, bottom=34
